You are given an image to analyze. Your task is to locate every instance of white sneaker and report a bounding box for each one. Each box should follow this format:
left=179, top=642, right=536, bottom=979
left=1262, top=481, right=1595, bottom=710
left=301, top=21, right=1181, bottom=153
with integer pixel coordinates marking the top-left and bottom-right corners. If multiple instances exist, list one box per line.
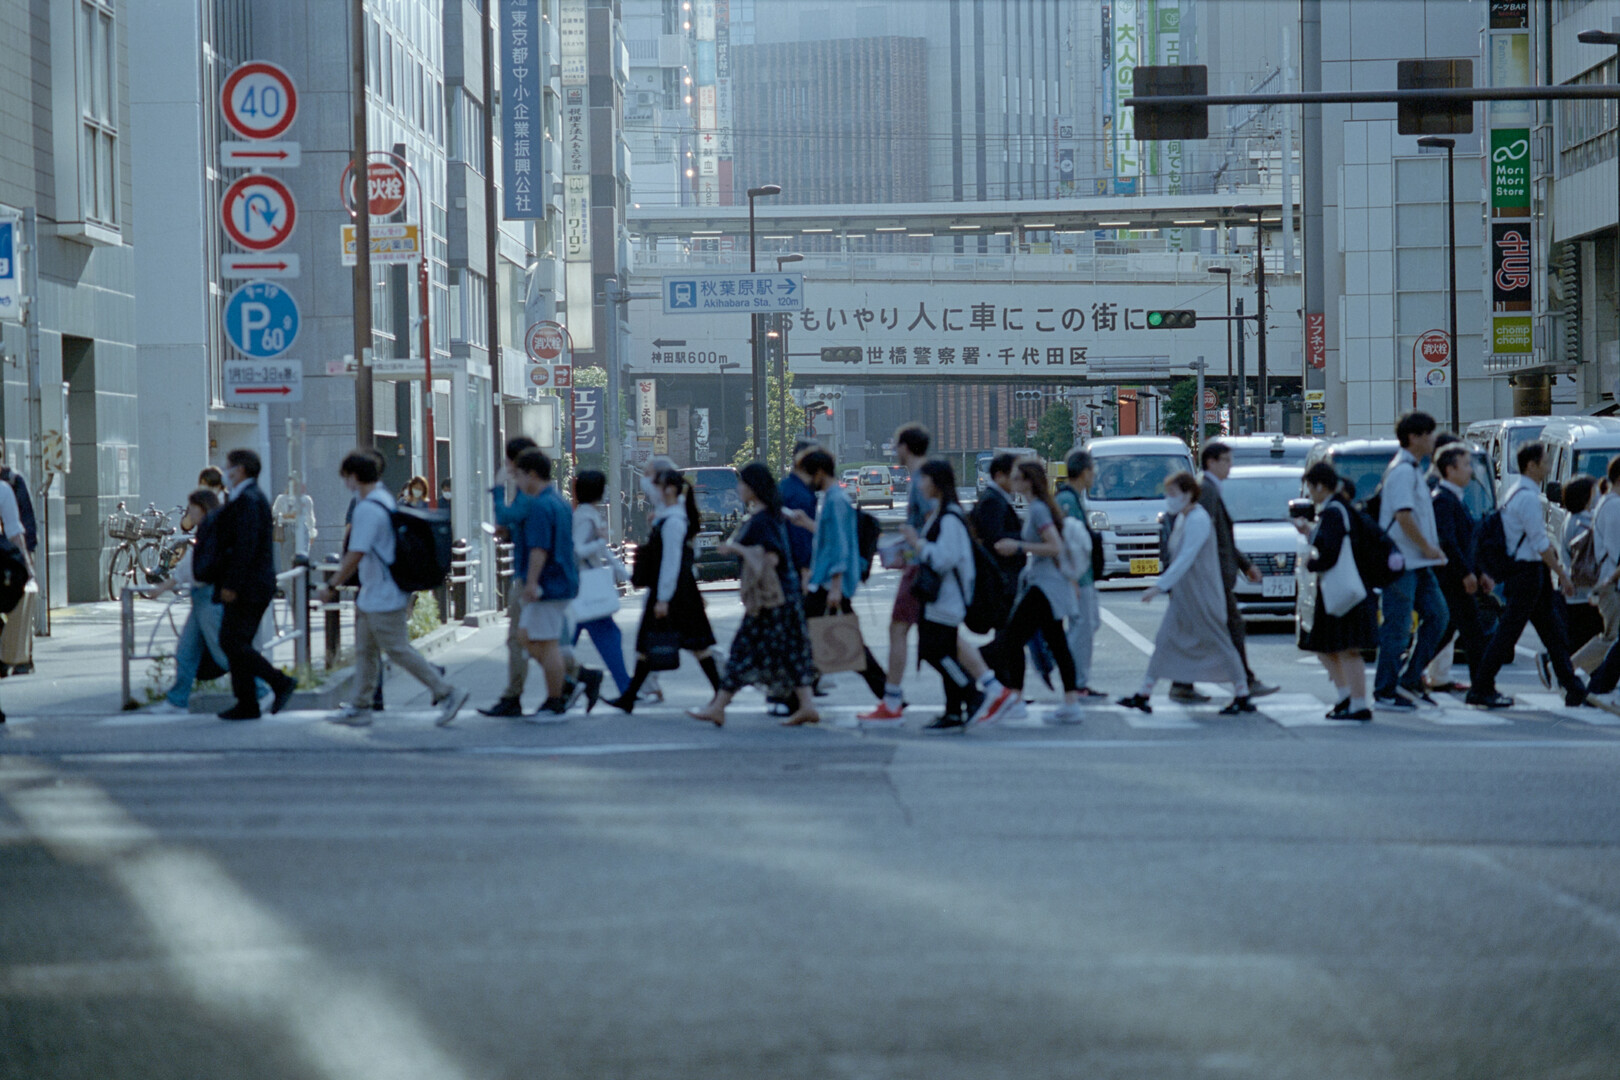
left=330, top=705, right=374, bottom=727
left=1002, top=699, right=1029, bottom=721
left=435, top=687, right=471, bottom=727
left=1049, top=702, right=1084, bottom=725
left=1588, top=691, right=1620, bottom=716
left=144, top=701, right=189, bottom=716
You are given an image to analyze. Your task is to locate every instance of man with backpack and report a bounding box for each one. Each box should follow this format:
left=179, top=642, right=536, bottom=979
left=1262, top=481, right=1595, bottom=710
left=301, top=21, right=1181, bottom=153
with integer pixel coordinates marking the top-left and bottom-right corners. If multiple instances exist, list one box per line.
left=1057, top=449, right=1106, bottom=699
left=1373, top=412, right=1450, bottom=711
left=1468, top=442, right=1585, bottom=710
left=318, top=450, right=470, bottom=727
left=0, top=445, right=37, bottom=677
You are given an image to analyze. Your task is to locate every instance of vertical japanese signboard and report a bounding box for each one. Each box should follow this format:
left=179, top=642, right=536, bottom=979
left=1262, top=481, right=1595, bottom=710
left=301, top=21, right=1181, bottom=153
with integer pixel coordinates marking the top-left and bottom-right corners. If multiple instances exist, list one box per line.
left=1111, top=0, right=1139, bottom=195
left=500, top=0, right=542, bottom=219
left=1485, top=0, right=1534, bottom=360
left=1144, top=0, right=1181, bottom=194
left=1099, top=4, right=1114, bottom=192
left=696, top=0, right=719, bottom=206
left=715, top=0, right=733, bottom=203
left=637, top=380, right=658, bottom=437
left=559, top=0, right=593, bottom=349
left=573, top=388, right=602, bottom=453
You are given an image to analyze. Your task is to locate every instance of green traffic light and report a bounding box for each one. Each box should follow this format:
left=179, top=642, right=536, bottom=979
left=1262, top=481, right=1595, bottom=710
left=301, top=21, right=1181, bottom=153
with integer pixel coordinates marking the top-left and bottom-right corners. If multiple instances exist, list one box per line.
left=1148, top=311, right=1164, bottom=327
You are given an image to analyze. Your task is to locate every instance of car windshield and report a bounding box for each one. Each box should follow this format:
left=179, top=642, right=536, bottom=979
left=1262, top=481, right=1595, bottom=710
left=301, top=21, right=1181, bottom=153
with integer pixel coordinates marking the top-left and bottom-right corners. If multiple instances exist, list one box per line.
left=683, top=469, right=745, bottom=524
left=1088, top=454, right=1190, bottom=501
left=1220, top=475, right=1303, bottom=522
left=1229, top=443, right=1311, bottom=465
left=1326, top=451, right=1396, bottom=505
left=1574, top=449, right=1620, bottom=481
left=1505, top=425, right=1545, bottom=470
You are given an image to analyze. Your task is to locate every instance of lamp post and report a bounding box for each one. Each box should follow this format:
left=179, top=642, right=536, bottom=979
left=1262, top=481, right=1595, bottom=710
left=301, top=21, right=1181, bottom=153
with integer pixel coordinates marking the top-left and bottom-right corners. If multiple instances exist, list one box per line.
left=775, top=254, right=804, bottom=470
left=747, top=184, right=783, bottom=464
left=1578, top=25, right=1620, bottom=389
left=1417, top=136, right=1459, bottom=427
left=1236, top=204, right=1269, bottom=429
left=1208, top=265, right=1234, bottom=430
left=717, top=361, right=741, bottom=463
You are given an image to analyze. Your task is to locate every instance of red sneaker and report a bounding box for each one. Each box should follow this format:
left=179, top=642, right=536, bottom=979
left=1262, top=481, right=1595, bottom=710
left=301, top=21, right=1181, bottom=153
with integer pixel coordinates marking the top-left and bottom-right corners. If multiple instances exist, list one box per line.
left=971, top=685, right=1016, bottom=725
left=857, top=701, right=906, bottom=722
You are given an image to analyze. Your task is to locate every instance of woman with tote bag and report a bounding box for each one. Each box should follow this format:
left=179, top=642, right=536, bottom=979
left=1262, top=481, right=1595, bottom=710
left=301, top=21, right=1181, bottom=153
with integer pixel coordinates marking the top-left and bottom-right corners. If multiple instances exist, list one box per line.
left=1296, top=462, right=1377, bottom=721
left=570, top=470, right=632, bottom=698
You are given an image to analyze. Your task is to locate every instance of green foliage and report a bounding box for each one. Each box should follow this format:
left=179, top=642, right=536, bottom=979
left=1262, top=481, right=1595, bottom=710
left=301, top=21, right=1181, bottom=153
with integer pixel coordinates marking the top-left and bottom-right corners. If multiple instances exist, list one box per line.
left=731, top=369, right=806, bottom=475
left=573, top=366, right=608, bottom=387
left=408, top=591, right=443, bottom=640
left=1032, top=403, right=1074, bottom=463
left=1162, top=378, right=1220, bottom=444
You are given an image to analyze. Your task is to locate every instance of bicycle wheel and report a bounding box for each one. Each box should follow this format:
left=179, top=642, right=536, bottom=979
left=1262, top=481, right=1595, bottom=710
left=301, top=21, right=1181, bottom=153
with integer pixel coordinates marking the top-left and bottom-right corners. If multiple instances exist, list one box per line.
left=136, top=541, right=162, bottom=584
left=106, top=545, right=138, bottom=601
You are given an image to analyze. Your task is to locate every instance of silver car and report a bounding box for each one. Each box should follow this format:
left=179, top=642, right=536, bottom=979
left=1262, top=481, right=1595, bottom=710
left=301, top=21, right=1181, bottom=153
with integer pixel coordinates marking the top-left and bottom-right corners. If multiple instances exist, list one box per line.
left=1220, top=463, right=1305, bottom=618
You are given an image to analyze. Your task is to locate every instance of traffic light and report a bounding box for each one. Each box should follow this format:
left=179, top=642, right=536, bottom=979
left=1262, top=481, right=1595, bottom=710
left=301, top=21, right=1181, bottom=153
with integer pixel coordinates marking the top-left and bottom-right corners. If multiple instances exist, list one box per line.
left=821, top=346, right=862, bottom=364
left=1132, top=65, right=1209, bottom=141
left=1396, top=59, right=1473, bottom=135
left=1145, top=310, right=1197, bottom=329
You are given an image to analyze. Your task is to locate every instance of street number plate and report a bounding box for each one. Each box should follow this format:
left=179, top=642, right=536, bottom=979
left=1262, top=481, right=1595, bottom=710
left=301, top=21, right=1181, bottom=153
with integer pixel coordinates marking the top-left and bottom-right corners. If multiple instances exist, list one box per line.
left=1129, top=558, right=1161, bottom=575
left=1262, top=575, right=1297, bottom=598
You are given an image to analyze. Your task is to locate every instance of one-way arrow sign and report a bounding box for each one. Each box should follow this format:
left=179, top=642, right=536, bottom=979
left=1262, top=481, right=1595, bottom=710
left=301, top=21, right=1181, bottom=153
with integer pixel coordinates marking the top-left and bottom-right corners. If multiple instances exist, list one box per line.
left=652, top=338, right=687, bottom=348
left=221, top=141, right=302, bottom=168
left=222, top=252, right=300, bottom=279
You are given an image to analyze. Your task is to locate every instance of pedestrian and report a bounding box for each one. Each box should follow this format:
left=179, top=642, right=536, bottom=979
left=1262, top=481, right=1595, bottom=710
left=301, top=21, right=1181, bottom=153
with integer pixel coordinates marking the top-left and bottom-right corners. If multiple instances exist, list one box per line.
left=571, top=469, right=631, bottom=698
left=340, top=449, right=392, bottom=711
left=1117, top=471, right=1253, bottom=715
left=0, top=444, right=37, bottom=677
left=979, top=458, right=1087, bottom=723
left=900, top=459, right=1014, bottom=732
left=200, top=448, right=296, bottom=721
left=1169, top=441, right=1279, bottom=703
left=859, top=424, right=935, bottom=722
left=606, top=468, right=722, bottom=712
left=687, top=463, right=819, bottom=727
left=140, top=489, right=230, bottom=713
left=790, top=447, right=890, bottom=702
left=1372, top=412, right=1449, bottom=711
left=198, top=466, right=227, bottom=503
left=510, top=448, right=590, bottom=718
left=317, top=451, right=469, bottom=726
left=271, top=472, right=318, bottom=568
left=0, top=464, right=34, bottom=716
left=1467, top=442, right=1586, bottom=709
left=438, top=477, right=452, bottom=513
left=1054, top=449, right=1107, bottom=700
left=1543, top=477, right=1601, bottom=681
left=971, top=451, right=1054, bottom=692
left=1296, top=462, right=1377, bottom=720
left=478, top=437, right=540, bottom=717
left=399, top=475, right=430, bottom=508
left=1429, top=445, right=1492, bottom=693
left=772, top=439, right=822, bottom=715
left=1576, top=456, right=1620, bottom=685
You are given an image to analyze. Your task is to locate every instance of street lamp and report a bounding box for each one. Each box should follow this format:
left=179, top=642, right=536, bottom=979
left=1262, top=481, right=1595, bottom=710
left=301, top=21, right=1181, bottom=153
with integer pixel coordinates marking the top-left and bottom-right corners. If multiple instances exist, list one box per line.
left=747, top=184, right=783, bottom=463
left=1235, top=205, right=1269, bottom=429
left=1417, top=136, right=1460, bottom=427
left=1578, top=25, right=1620, bottom=385
left=776, top=252, right=803, bottom=273
left=717, top=361, right=741, bottom=463
left=1208, top=266, right=1235, bottom=432
left=773, top=252, right=806, bottom=467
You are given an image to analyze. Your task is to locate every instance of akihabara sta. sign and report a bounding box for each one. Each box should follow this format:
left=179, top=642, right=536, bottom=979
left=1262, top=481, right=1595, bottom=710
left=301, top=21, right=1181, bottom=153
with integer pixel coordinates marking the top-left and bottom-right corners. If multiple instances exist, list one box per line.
left=628, top=282, right=1298, bottom=378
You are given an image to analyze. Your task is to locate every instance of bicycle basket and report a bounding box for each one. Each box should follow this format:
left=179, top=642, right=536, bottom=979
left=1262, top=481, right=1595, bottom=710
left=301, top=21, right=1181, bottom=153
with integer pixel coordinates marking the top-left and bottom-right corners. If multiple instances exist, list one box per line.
left=106, top=511, right=141, bottom=542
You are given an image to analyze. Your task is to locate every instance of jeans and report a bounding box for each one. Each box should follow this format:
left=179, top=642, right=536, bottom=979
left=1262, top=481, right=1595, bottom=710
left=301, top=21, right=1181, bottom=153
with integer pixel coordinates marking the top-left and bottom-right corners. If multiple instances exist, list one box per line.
left=1066, top=584, right=1099, bottom=689
left=167, top=585, right=229, bottom=708
left=1374, top=568, right=1448, bottom=697
left=574, top=614, right=632, bottom=696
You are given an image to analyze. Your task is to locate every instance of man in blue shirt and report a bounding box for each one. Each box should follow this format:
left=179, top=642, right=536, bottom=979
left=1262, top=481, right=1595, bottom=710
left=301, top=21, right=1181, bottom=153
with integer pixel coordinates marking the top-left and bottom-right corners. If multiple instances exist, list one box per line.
left=479, top=437, right=538, bottom=717
left=513, top=448, right=585, bottom=717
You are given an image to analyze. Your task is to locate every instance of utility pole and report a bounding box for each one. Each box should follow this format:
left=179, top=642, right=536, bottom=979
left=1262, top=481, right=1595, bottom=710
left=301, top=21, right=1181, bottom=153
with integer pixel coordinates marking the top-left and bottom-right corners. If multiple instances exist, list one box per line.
left=482, top=1, right=502, bottom=470
left=1192, top=356, right=1208, bottom=451
left=1235, top=297, right=1247, bottom=435
left=349, top=0, right=374, bottom=446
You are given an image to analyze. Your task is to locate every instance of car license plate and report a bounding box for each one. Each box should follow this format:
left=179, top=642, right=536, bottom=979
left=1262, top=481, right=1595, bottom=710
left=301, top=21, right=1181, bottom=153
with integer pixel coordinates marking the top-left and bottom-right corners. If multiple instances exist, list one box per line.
left=1262, top=575, right=1296, bottom=598
left=695, top=536, right=716, bottom=552
left=1129, top=558, right=1161, bottom=575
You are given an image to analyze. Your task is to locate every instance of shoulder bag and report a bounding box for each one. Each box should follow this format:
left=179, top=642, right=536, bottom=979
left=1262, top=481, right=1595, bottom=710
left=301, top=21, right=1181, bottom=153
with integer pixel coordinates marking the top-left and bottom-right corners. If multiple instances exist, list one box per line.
left=1317, top=503, right=1368, bottom=617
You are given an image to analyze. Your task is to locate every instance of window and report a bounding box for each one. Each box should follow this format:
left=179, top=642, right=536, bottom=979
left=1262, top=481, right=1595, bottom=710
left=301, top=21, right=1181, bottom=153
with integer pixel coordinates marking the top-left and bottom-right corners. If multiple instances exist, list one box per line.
left=75, top=0, right=119, bottom=231
left=447, top=89, right=486, bottom=174
left=1559, top=59, right=1617, bottom=176
left=449, top=268, right=488, bottom=347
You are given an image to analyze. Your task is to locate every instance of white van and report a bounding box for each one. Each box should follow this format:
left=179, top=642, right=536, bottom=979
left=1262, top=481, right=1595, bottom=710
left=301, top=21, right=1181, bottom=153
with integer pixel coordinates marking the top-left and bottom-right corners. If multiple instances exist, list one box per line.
left=1464, top=416, right=1553, bottom=488
left=1081, top=435, right=1196, bottom=578
left=1537, top=417, right=1620, bottom=550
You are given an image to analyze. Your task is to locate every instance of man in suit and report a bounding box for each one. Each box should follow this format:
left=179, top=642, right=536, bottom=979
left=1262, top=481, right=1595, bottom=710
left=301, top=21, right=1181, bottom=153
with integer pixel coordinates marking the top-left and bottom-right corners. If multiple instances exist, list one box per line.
left=203, top=448, right=295, bottom=720
left=1170, top=441, right=1277, bottom=702
left=1430, top=444, right=1492, bottom=691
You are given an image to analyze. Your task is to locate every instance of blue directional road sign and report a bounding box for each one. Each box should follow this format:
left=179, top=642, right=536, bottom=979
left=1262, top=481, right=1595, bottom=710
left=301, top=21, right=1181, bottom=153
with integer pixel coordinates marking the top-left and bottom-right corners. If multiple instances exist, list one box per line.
left=662, top=272, right=804, bottom=316
left=224, top=280, right=299, bottom=359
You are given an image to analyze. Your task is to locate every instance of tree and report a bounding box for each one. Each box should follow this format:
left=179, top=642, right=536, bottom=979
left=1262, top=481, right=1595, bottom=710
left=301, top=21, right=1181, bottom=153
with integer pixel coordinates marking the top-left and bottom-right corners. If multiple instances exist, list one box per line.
left=1007, top=402, right=1075, bottom=463
left=1162, top=377, right=1220, bottom=445
left=731, top=368, right=806, bottom=476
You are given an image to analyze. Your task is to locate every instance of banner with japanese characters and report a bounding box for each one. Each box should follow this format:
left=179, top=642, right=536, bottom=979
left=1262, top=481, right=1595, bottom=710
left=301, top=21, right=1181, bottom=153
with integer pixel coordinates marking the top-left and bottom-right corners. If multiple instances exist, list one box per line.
left=628, top=282, right=1302, bottom=379
left=499, top=0, right=543, bottom=219
left=1485, top=0, right=1535, bottom=361
left=573, top=388, right=602, bottom=453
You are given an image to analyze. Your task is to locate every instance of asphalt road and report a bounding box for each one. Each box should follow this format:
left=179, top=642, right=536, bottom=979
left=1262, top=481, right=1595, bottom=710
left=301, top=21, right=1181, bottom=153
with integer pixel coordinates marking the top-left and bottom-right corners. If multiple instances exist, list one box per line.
left=2, top=570, right=1617, bottom=1079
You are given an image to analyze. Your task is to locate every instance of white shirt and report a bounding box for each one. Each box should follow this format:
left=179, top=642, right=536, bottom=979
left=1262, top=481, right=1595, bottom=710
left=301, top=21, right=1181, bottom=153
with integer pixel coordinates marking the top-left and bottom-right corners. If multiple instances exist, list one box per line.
left=915, top=508, right=974, bottom=625
left=573, top=503, right=610, bottom=568
left=348, top=488, right=410, bottom=613
left=0, top=482, right=23, bottom=544
left=1378, top=449, right=1443, bottom=570
left=228, top=476, right=254, bottom=503
left=1500, top=475, right=1550, bottom=563
left=1593, top=492, right=1620, bottom=580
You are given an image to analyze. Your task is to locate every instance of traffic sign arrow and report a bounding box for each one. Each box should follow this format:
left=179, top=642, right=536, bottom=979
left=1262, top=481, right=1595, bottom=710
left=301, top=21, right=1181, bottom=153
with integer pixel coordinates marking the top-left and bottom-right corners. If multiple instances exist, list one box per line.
left=221, top=142, right=302, bottom=168
left=222, top=253, right=300, bottom=279
left=235, top=385, right=294, bottom=396
left=652, top=338, right=687, bottom=348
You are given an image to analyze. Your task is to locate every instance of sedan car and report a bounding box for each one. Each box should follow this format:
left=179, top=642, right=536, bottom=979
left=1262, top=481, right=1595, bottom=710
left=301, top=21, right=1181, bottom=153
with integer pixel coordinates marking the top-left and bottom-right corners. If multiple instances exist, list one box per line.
left=1220, top=464, right=1305, bottom=618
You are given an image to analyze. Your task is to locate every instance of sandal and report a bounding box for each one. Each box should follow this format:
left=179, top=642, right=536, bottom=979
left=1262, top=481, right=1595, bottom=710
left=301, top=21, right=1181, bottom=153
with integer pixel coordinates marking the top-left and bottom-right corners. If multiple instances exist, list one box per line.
left=781, top=709, right=821, bottom=727
left=685, top=706, right=726, bottom=727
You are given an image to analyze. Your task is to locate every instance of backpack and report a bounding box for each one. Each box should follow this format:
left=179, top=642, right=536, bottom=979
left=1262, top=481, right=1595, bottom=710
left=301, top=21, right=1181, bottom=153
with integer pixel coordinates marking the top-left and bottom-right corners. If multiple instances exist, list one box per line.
left=855, top=508, right=882, bottom=582
left=1569, top=525, right=1600, bottom=590
left=1056, top=487, right=1105, bottom=582
left=1058, top=517, right=1092, bottom=582
left=1348, top=503, right=1403, bottom=589
left=377, top=500, right=453, bottom=592
left=1473, top=488, right=1531, bottom=583
left=0, top=535, right=26, bottom=616
left=914, top=507, right=1011, bottom=634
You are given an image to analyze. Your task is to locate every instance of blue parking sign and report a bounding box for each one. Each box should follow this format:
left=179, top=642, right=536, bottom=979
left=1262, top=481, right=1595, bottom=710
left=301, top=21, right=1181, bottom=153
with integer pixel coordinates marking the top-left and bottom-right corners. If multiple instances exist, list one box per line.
left=0, top=217, right=19, bottom=320
left=224, top=280, right=299, bottom=359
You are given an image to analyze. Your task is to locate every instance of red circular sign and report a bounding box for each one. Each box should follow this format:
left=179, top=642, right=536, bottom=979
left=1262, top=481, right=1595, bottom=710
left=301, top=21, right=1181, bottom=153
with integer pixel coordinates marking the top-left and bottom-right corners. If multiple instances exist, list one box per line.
left=527, top=365, right=552, bottom=388
left=526, top=322, right=566, bottom=363
left=221, top=174, right=297, bottom=252
left=339, top=160, right=410, bottom=218
left=221, top=61, right=299, bottom=140
left=1419, top=329, right=1451, bottom=365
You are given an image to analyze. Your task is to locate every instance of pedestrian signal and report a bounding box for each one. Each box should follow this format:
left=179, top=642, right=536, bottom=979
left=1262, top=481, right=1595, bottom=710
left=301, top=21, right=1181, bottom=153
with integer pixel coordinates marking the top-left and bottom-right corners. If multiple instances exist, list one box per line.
left=1145, top=310, right=1197, bottom=329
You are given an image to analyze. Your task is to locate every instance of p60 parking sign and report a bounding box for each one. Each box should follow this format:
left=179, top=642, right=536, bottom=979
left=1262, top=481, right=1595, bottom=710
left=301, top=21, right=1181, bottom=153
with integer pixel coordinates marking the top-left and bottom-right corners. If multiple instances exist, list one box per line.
left=224, top=280, right=299, bottom=359
left=0, top=216, right=19, bottom=322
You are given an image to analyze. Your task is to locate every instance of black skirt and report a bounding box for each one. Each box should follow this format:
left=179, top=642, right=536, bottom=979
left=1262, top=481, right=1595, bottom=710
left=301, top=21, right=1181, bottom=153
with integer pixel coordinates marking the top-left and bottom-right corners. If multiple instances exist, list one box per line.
left=1298, top=587, right=1378, bottom=654
left=634, top=553, right=716, bottom=653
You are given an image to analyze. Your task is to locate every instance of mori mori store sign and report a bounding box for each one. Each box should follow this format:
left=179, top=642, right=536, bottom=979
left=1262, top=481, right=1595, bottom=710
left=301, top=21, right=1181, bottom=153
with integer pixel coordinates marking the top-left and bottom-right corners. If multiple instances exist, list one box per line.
left=629, top=281, right=1300, bottom=379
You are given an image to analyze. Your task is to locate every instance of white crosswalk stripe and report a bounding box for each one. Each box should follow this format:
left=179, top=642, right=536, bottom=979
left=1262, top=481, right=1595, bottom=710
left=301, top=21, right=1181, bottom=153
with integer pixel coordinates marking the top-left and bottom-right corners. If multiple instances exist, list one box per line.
left=1253, top=693, right=1361, bottom=727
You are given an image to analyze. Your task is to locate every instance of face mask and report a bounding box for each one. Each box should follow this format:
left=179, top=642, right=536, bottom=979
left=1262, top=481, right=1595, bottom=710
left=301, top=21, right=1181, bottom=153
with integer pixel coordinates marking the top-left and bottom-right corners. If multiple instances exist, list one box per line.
left=640, top=475, right=659, bottom=501
left=1165, top=492, right=1189, bottom=514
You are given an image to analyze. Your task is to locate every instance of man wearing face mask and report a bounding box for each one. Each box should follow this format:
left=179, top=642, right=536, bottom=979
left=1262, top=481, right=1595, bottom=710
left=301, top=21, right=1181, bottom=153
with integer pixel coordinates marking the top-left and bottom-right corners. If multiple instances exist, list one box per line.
left=478, top=436, right=540, bottom=717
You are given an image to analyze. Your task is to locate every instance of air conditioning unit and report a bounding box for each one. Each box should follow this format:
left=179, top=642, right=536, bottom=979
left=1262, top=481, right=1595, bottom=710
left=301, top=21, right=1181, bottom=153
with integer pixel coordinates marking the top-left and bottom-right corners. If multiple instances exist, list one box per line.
left=637, top=91, right=655, bottom=106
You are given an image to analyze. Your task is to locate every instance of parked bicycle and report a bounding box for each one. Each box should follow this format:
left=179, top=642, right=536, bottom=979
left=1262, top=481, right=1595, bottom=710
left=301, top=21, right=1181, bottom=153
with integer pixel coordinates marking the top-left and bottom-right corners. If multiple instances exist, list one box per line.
left=105, top=502, right=189, bottom=600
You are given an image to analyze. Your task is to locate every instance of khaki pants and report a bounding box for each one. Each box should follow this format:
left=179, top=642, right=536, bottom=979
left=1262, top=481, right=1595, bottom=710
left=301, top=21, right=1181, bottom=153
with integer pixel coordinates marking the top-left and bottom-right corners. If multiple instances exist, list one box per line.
left=1, top=582, right=36, bottom=667
left=503, top=581, right=529, bottom=699
left=1573, top=588, right=1620, bottom=673
left=353, top=606, right=452, bottom=706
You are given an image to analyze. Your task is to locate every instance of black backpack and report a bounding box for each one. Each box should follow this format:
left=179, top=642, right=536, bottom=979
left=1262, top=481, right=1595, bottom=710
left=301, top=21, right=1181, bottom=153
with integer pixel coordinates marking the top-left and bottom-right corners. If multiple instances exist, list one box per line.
left=914, top=507, right=1011, bottom=634
left=1348, top=502, right=1402, bottom=590
left=0, top=535, right=26, bottom=615
left=1473, top=491, right=1530, bottom=583
left=855, top=508, right=882, bottom=582
left=386, top=504, right=453, bottom=592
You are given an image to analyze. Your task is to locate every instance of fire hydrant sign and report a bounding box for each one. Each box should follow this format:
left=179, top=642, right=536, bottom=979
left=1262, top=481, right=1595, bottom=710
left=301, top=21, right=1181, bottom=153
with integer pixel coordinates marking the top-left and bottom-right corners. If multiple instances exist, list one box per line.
left=224, top=359, right=303, bottom=404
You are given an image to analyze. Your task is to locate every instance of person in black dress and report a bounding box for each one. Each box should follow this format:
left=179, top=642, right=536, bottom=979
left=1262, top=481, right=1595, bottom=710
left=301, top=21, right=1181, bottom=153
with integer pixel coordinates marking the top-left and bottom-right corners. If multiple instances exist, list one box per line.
left=687, top=463, right=819, bottom=727
left=1296, top=462, right=1376, bottom=721
left=605, top=468, right=720, bottom=712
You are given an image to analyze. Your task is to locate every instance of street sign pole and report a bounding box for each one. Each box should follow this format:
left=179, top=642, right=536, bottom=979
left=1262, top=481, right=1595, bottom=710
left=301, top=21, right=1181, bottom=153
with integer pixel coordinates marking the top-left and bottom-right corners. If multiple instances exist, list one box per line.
left=1193, top=356, right=1207, bottom=451
left=349, top=0, right=374, bottom=448
left=23, top=208, right=47, bottom=635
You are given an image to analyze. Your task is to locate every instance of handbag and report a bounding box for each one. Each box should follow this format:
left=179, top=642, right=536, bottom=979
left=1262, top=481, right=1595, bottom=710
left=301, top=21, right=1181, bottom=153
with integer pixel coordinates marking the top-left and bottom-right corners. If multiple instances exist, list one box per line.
left=808, top=613, right=866, bottom=673
left=911, top=564, right=944, bottom=603
left=738, top=549, right=786, bottom=615
left=1318, top=504, right=1368, bottom=617
left=643, top=627, right=682, bottom=671
left=570, top=565, right=621, bottom=623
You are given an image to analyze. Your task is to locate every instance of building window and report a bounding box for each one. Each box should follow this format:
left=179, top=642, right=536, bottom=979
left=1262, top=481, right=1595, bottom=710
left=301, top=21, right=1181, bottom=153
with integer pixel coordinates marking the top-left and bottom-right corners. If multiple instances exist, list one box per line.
left=1559, top=59, right=1618, bottom=177
left=449, top=268, right=488, bottom=348
left=77, top=0, right=118, bottom=230
left=447, top=89, right=486, bottom=174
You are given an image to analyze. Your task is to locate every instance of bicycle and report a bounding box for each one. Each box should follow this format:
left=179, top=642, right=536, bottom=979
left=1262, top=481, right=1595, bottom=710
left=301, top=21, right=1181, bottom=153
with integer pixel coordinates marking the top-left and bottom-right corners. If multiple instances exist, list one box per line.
left=105, top=503, right=189, bottom=600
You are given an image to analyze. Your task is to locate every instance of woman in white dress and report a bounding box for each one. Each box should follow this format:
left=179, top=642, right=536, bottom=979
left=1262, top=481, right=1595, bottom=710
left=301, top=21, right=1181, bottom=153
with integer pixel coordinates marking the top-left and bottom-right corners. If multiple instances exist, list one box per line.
left=1117, top=471, right=1253, bottom=715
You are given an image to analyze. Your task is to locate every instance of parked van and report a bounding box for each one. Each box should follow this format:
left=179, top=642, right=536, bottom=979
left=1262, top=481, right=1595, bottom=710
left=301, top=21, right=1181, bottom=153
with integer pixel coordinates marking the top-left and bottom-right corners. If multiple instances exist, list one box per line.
left=1302, top=437, right=1496, bottom=520
left=1536, top=417, right=1620, bottom=549
left=1465, top=416, right=1553, bottom=487
left=680, top=466, right=746, bottom=581
left=1219, top=433, right=1319, bottom=466
left=1081, top=435, right=1196, bottom=578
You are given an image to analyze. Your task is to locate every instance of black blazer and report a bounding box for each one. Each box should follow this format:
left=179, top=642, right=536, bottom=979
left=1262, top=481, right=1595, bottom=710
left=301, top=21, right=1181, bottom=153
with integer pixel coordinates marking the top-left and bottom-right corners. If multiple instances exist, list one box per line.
left=969, top=483, right=1023, bottom=578
left=1431, top=484, right=1476, bottom=581
left=204, top=480, right=277, bottom=603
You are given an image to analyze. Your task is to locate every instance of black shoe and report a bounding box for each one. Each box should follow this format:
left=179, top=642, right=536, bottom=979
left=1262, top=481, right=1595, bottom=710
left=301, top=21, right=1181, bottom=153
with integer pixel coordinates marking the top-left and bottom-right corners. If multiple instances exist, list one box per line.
left=1326, top=697, right=1351, bottom=719
left=1218, top=696, right=1257, bottom=715
left=582, top=669, right=604, bottom=713
left=1373, top=694, right=1416, bottom=713
left=605, top=693, right=636, bottom=715
left=0, top=709, right=6, bottom=723
left=478, top=697, right=524, bottom=717
left=218, top=705, right=261, bottom=721
left=1400, top=685, right=1439, bottom=708
left=1168, top=684, right=1210, bottom=704
left=270, top=677, right=296, bottom=715
left=1466, top=690, right=1514, bottom=710
left=536, top=697, right=568, bottom=715
left=371, top=692, right=385, bottom=711
left=922, top=713, right=966, bottom=733
left=1535, top=651, right=1553, bottom=690
left=10, top=663, right=31, bottom=676
left=1117, top=693, right=1152, bottom=714
left=0, top=664, right=11, bottom=679
left=1566, top=685, right=1589, bottom=708
left=1342, top=708, right=1374, bottom=722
